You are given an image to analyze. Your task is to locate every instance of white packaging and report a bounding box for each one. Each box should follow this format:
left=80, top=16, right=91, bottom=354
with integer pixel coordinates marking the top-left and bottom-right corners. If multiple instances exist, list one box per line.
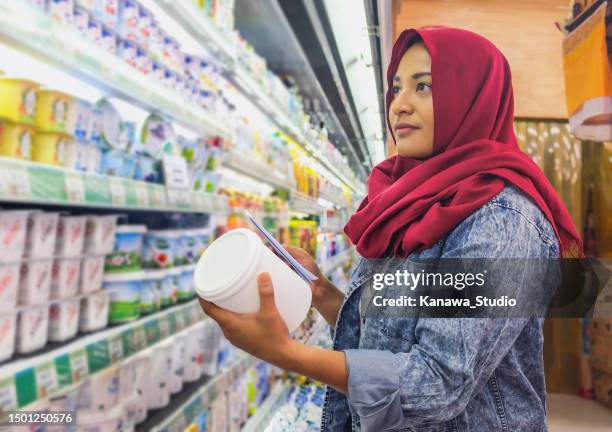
left=0, top=262, right=21, bottom=311
left=122, top=392, right=145, bottom=430
left=55, top=215, right=87, bottom=258
left=18, top=259, right=53, bottom=306
left=25, top=212, right=59, bottom=259
left=79, top=290, right=110, bottom=332
left=119, top=356, right=136, bottom=400
left=48, top=0, right=74, bottom=24
left=50, top=257, right=81, bottom=300
left=145, top=341, right=172, bottom=409
left=84, top=215, right=118, bottom=255
left=132, top=349, right=151, bottom=423
left=16, top=306, right=49, bottom=353
left=80, top=254, right=105, bottom=294
left=78, top=365, right=119, bottom=412
left=48, top=297, right=80, bottom=342
left=76, top=404, right=123, bottom=432
left=0, top=211, right=30, bottom=262
left=169, top=333, right=185, bottom=394
left=194, top=228, right=312, bottom=332
left=0, top=312, right=17, bottom=361
left=184, top=321, right=205, bottom=382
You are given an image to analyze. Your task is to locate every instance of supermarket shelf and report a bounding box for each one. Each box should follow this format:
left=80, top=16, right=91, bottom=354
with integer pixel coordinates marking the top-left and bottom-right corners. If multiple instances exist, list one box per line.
left=153, top=0, right=365, bottom=195
left=0, top=1, right=229, bottom=138
left=290, top=192, right=327, bottom=215
left=223, top=149, right=294, bottom=191
left=321, top=248, right=353, bottom=275
left=148, top=353, right=257, bottom=432
left=0, top=300, right=203, bottom=411
left=0, top=157, right=229, bottom=214
left=241, top=381, right=293, bottom=432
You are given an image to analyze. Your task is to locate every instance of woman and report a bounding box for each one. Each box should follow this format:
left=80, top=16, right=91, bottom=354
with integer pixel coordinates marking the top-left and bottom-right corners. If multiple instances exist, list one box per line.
left=200, top=27, right=583, bottom=431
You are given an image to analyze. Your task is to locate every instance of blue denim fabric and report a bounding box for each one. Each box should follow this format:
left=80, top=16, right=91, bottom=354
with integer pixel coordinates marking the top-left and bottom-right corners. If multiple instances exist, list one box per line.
left=321, top=185, right=560, bottom=432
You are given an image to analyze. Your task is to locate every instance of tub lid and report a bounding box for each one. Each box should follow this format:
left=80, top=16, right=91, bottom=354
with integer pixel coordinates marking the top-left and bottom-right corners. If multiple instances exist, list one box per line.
left=103, top=271, right=146, bottom=283
left=115, top=224, right=147, bottom=234
left=194, top=228, right=262, bottom=299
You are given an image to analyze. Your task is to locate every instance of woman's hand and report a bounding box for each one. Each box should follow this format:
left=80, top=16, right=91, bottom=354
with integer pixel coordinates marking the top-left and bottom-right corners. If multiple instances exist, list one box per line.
left=198, top=272, right=296, bottom=367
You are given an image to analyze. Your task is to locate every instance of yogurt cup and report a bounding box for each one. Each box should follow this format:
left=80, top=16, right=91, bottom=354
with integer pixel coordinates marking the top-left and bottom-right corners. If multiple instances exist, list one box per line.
left=161, top=268, right=180, bottom=307
left=79, top=290, right=110, bottom=332
left=34, top=90, right=75, bottom=134
left=0, top=210, right=30, bottom=262
left=48, top=297, right=80, bottom=342
left=0, top=262, right=20, bottom=311
left=25, top=212, right=59, bottom=259
left=48, top=0, right=75, bottom=24
left=183, top=322, right=204, bottom=382
left=139, top=270, right=163, bottom=314
left=0, top=120, right=34, bottom=160
left=78, top=365, right=120, bottom=412
left=118, top=0, right=140, bottom=42
left=84, top=215, right=118, bottom=255
left=194, top=228, right=312, bottom=332
left=169, top=333, right=186, bottom=394
left=146, top=340, right=172, bottom=409
left=193, top=227, right=211, bottom=258
left=105, top=225, right=146, bottom=273
left=80, top=254, right=105, bottom=294
left=122, top=392, right=144, bottom=430
left=50, top=257, right=81, bottom=300
left=76, top=405, right=123, bottom=432
left=142, top=230, right=176, bottom=269
left=132, top=349, right=151, bottom=422
left=16, top=306, right=49, bottom=353
left=0, top=78, right=39, bottom=125
left=177, top=265, right=196, bottom=301
left=119, top=356, right=136, bottom=399
left=18, top=259, right=53, bottom=306
left=103, top=271, right=143, bottom=323
left=55, top=215, right=87, bottom=258
left=178, top=229, right=199, bottom=264
left=0, top=312, right=17, bottom=362
left=73, top=6, right=90, bottom=36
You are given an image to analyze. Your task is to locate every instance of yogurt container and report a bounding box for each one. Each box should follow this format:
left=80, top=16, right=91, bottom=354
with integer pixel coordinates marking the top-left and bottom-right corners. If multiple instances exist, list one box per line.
left=137, top=7, right=152, bottom=48
left=160, top=268, right=179, bottom=307
left=118, top=0, right=140, bottom=42
left=142, top=230, right=176, bottom=269
left=105, top=225, right=146, bottom=272
left=16, top=306, right=49, bottom=353
left=78, top=365, right=120, bottom=412
left=0, top=312, right=17, bottom=361
left=71, top=99, right=93, bottom=141
left=100, top=149, right=136, bottom=178
left=76, top=405, right=123, bottom=432
left=183, top=322, right=204, bottom=382
left=178, top=230, right=200, bottom=264
left=131, top=350, right=151, bottom=423
left=119, top=356, right=136, bottom=399
left=31, top=132, right=70, bottom=165
left=50, top=257, right=81, bottom=299
left=79, top=290, right=109, bottom=332
left=177, top=265, right=196, bottom=301
left=136, top=48, right=152, bottom=75
left=139, top=270, right=162, bottom=314
left=118, top=39, right=138, bottom=68
left=146, top=340, right=172, bottom=409
left=35, top=90, right=75, bottom=134
left=80, top=254, right=105, bottom=293
left=84, top=215, right=118, bottom=255
left=63, top=140, right=91, bottom=171
left=97, top=99, right=122, bottom=150
left=194, top=228, right=312, bottom=332
left=193, top=227, right=211, bottom=258
left=55, top=215, right=87, bottom=258
left=73, top=7, right=90, bottom=35
left=0, top=78, right=39, bottom=125
left=169, top=333, right=186, bottom=394
left=101, top=26, right=118, bottom=55
left=141, top=114, right=176, bottom=158
left=0, top=210, right=30, bottom=262
left=133, top=154, right=161, bottom=183
left=85, top=18, right=103, bottom=46
left=18, top=259, right=53, bottom=306
left=95, top=0, right=120, bottom=30
left=25, top=212, right=59, bottom=259
left=0, top=121, right=34, bottom=160
left=48, top=0, right=75, bottom=24
left=122, top=392, right=144, bottom=430
left=103, top=271, right=143, bottom=323
left=0, top=262, right=20, bottom=311
left=48, top=297, right=80, bottom=342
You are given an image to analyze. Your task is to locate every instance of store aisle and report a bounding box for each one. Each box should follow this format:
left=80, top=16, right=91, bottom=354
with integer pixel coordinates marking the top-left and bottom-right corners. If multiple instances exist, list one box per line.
left=547, top=394, right=612, bottom=432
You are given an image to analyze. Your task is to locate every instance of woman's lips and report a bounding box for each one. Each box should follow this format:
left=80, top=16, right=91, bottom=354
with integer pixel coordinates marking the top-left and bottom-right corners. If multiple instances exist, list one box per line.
left=395, top=125, right=419, bottom=137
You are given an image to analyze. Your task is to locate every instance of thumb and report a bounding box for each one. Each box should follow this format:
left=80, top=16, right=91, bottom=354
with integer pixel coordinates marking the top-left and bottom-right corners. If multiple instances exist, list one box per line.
left=257, top=272, right=277, bottom=315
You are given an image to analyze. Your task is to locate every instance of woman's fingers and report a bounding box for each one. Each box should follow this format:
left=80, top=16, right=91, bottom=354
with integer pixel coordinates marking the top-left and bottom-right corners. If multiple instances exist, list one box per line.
left=198, top=297, right=240, bottom=327
left=257, top=272, right=277, bottom=316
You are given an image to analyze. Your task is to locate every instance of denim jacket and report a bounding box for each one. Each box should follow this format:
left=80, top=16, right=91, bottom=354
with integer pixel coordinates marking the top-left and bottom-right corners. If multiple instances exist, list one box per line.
left=321, top=185, right=561, bottom=432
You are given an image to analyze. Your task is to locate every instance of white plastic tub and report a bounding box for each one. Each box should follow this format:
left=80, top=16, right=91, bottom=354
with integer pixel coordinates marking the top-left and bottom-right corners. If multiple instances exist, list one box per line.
left=169, top=333, right=186, bottom=394
left=18, top=259, right=53, bottom=306
left=25, top=211, right=59, bottom=259
left=145, top=340, right=172, bottom=409
left=79, top=290, right=110, bottom=332
left=119, top=356, right=136, bottom=400
left=50, top=257, right=81, bottom=299
left=16, top=306, right=49, bottom=353
left=79, top=254, right=105, bottom=294
left=76, top=404, right=123, bottom=432
left=0, top=261, right=21, bottom=311
left=55, top=215, right=87, bottom=258
left=0, top=311, right=17, bottom=361
left=78, top=365, right=120, bottom=412
left=84, top=214, right=118, bottom=255
left=184, top=321, right=205, bottom=382
left=194, top=228, right=312, bottom=332
left=103, top=271, right=143, bottom=323
left=132, top=349, right=151, bottom=423
left=0, top=210, right=30, bottom=262
left=48, top=297, right=80, bottom=342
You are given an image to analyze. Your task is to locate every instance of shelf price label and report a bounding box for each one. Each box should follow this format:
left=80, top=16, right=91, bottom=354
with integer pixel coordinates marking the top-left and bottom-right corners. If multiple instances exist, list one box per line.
left=162, top=155, right=191, bottom=208
left=0, top=164, right=31, bottom=198
left=134, top=183, right=149, bottom=207
left=0, top=377, right=18, bottom=411
left=70, top=349, right=89, bottom=383
left=35, top=362, right=58, bottom=400
left=108, top=335, right=124, bottom=363
left=109, top=178, right=126, bottom=206
left=151, top=186, right=167, bottom=208
left=64, top=171, right=85, bottom=203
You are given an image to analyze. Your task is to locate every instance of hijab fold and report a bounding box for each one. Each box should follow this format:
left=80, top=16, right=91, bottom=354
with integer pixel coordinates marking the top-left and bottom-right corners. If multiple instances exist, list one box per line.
left=344, top=27, right=583, bottom=258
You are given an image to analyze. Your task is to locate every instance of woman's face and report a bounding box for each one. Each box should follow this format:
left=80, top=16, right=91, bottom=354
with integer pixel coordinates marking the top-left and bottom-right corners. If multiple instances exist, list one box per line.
left=389, top=42, right=434, bottom=158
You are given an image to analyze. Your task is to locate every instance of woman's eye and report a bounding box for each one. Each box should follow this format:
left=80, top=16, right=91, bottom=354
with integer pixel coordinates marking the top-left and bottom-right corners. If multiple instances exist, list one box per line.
left=416, top=82, right=432, bottom=92
left=392, top=85, right=401, bottom=95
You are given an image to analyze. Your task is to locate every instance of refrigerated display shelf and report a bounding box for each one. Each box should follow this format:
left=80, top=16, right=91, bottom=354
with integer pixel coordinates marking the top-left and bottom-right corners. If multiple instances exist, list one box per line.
left=240, top=381, right=293, bottom=432
left=290, top=192, right=327, bottom=215
left=0, top=157, right=229, bottom=214
left=0, top=1, right=228, bottom=138
left=320, top=248, right=353, bottom=275
left=223, top=149, right=294, bottom=191
left=0, top=299, right=203, bottom=411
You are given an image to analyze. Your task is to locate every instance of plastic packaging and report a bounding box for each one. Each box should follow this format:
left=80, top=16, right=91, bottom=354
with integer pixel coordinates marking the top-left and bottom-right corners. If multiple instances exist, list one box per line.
left=0, top=78, right=39, bottom=124
left=0, top=210, right=30, bottom=262
left=48, top=297, right=80, bottom=342
left=183, top=321, right=204, bottom=382
left=31, top=132, right=70, bottom=165
left=79, top=290, right=110, bottom=332
left=178, top=230, right=199, bottom=264
left=142, top=230, right=177, bottom=269
left=0, top=262, right=20, bottom=311
left=0, top=312, right=17, bottom=361
left=105, top=224, right=146, bottom=272
left=16, top=306, right=49, bottom=353
left=0, top=120, right=34, bottom=160
left=131, top=349, right=151, bottom=423
left=194, top=228, right=312, bottom=332
left=18, top=259, right=53, bottom=306
left=139, top=270, right=163, bottom=314
left=103, top=271, right=143, bottom=323
left=25, top=212, right=59, bottom=259
left=169, top=333, right=186, bottom=394
left=50, top=257, right=81, bottom=299
left=80, top=254, right=105, bottom=294
left=78, top=365, right=120, bottom=412
left=76, top=405, right=123, bottom=432
left=145, top=340, right=172, bottom=409
left=35, top=90, right=75, bottom=134
left=84, top=214, right=119, bottom=255
left=177, top=265, right=196, bottom=301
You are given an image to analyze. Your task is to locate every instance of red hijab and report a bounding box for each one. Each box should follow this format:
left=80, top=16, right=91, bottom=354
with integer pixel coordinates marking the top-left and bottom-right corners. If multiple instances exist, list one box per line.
left=344, top=27, right=583, bottom=259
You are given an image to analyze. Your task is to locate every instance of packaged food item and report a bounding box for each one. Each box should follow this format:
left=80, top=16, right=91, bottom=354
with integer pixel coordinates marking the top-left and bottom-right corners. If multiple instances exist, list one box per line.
left=80, top=254, right=105, bottom=293
left=0, top=210, right=30, bottom=262
left=0, top=312, right=16, bottom=361
left=105, top=224, right=146, bottom=272
left=118, top=39, right=138, bottom=68
left=25, top=211, right=59, bottom=259
left=102, top=271, right=143, bottom=322
left=16, top=306, right=49, bottom=353
left=63, top=140, right=91, bottom=171
left=169, top=333, right=186, bottom=394
left=72, top=6, right=90, bottom=35
left=85, top=18, right=104, bottom=46
left=178, top=230, right=199, bottom=264
left=48, top=0, right=74, bottom=24
left=100, top=149, right=137, bottom=178
left=48, top=297, right=80, bottom=341
left=159, top=270, right=177, bottom=307
left=119, top=355, right=136, bottom=399
left=0, top=78, right=39, bottom=125
left=84, top=214, right=118, bottom=255
left=183, top=321, right=204, bottom=382
left=71, top=99, right=92, bottom=141
left=94, top=0, right=120, bottom=30
left=76, top=406, right=123, bottom=432
left=31, top=132, right=70, bottom=165
left=195, top=228, right=312, bottom=332
left=132, top=349, right=151, bottom=422
left=177, top=265, right=196, bottom=301
left=85, top=144, right=103, bottom=172
left=50, top=257, right=81, bottom=299
left=55, top=215, right=87, bottom=258
left=142, top=230, right=177, bottom=269
left=78, top=365, right=120, bottom=412
left=0, top=262, right=20, bottom=311
left=18, top=259, right=53, bottom=306
left=133, top=154, right=161, bottom=183
left=146, top=340, right=172, bottom=409
left=193, top=227, right=211, bottom=258
left=139, top=270, right=162, bottom=314
left=35, top=90, right=75, bottom=134
left=0, top=120, right=34, bottom=159
left=135, top=47, right=152, bottom=75
left=96, top=99, right=122, bottom=150
left=117, top=0, right=140, bottom=42
left=101, top=25, right=118, bottom=54
left=140, top=114, right=177, bottom=158
left=137, top=7, right=152, bottom=48
left=122, top=391, right=145, bottom=430
left=79, top=290, right=110, bottom=332
left=119, top=121, right=136, bottom=150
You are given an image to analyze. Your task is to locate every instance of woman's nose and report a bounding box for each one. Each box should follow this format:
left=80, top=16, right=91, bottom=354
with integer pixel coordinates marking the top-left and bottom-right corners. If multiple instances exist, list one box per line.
left=391, top=89, right=415, bottom=116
